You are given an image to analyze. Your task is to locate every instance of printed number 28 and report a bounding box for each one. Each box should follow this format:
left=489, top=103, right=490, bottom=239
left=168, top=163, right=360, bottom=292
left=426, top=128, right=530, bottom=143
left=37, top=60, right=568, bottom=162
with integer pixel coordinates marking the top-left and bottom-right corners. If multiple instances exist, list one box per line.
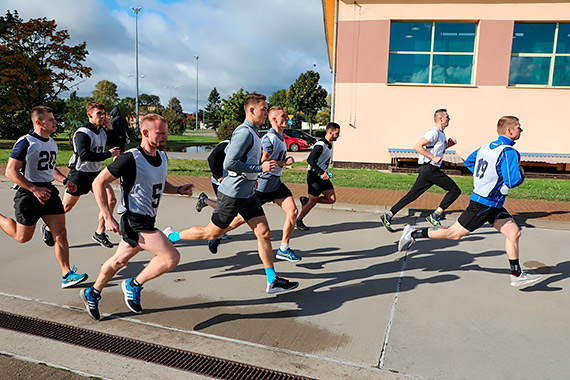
left=475, top=158, right=488, bottom=179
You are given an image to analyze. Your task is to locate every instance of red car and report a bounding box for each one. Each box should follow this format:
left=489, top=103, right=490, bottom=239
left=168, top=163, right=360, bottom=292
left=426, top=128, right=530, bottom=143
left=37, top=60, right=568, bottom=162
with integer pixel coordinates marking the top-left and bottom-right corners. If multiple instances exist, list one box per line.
left=258, top=130, right=308, bottom=152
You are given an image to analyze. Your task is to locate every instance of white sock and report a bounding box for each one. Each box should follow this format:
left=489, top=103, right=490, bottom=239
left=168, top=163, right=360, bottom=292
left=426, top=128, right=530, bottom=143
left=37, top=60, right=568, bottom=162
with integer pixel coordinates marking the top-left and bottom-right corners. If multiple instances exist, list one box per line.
left=280, top=243, right=289, bottom=251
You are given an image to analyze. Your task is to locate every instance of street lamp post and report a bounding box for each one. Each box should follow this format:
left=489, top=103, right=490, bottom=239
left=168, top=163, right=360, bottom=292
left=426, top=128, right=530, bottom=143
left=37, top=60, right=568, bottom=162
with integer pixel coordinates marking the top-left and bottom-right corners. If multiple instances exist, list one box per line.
left=194, top=55, right=199, bottom=131
left=131, top=7, right=142, bottom=129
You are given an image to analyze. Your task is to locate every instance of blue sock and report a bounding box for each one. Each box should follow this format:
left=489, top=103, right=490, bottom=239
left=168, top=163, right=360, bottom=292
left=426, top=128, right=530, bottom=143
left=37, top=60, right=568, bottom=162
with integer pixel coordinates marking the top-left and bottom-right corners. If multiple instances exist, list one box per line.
left=169, top=231, right=181, bottom=243
left=265, top=267, right=277, bottom=284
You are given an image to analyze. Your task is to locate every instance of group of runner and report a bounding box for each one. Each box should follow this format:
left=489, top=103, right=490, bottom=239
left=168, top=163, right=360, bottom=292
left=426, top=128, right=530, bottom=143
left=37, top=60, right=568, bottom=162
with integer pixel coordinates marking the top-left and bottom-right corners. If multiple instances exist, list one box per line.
left=0, top=98, right=541, bottom=322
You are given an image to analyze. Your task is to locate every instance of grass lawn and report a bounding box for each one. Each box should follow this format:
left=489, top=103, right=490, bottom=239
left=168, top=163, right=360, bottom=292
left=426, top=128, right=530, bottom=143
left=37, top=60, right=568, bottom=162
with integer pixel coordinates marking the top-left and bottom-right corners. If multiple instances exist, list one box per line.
left=1, top=137, right=569, bottom=203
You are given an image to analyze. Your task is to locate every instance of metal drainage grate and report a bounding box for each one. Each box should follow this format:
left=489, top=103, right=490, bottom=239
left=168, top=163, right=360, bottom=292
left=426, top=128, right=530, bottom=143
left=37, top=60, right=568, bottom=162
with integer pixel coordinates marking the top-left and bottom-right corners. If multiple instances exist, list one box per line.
left=0, top=310, right=316, bottom=380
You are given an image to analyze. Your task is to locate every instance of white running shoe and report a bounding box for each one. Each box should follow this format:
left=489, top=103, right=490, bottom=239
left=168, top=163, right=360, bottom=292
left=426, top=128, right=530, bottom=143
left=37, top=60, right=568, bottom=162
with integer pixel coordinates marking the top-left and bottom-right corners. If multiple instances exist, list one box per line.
left=398, top=224, right=416, bottom=252
left=511, top=271, right=542, bottom=287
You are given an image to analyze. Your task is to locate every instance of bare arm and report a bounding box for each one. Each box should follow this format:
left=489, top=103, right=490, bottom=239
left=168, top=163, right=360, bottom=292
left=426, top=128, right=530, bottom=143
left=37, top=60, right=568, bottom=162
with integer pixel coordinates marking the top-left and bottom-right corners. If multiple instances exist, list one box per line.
left=5, top=158, right=52, bottom=204
left=92, top=168, right=120, bottom=234
left=164, top=182, right=194, bottom=195
left=414, top=137, right=442, bottom=165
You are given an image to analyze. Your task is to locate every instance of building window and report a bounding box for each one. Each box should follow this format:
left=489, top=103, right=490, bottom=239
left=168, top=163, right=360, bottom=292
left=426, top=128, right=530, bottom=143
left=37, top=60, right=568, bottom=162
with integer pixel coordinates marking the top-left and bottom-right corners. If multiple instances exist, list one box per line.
left=388, top=22, right=477, bottom=85
left=509, top=23, right=570, bottom=87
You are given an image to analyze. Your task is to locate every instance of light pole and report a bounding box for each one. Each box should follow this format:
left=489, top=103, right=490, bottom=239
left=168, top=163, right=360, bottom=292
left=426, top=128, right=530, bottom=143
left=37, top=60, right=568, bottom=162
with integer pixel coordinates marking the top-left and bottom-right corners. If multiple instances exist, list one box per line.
left=194, top=55, right=199, bottom=130
left=131, top=7, right=142, bottom=129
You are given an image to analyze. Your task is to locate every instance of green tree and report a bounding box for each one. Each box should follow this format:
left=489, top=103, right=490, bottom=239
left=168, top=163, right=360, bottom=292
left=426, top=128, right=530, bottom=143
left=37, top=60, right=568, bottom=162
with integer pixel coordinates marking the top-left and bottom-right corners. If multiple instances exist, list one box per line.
left=287, top=70, right=328, bottom=123
left=162, top=97, right=185, bottom=135
left=0, top=10, right=91, bottom=138
left=139, top=93, right=163, bottom=114
left=92, top=80, right=119, bottom=111
left=268, top=89, right=288, bottom=108
left=63, top=91, right=88, bottom=143
left=216, top=120, right=241, bottom=140
left=117, top=97, right=136, bottom=119
left=314, top=94, right=332, bottom=125
left=219, top=88, right=248, bottom=123
left=204, top=87, right=221, bottom=129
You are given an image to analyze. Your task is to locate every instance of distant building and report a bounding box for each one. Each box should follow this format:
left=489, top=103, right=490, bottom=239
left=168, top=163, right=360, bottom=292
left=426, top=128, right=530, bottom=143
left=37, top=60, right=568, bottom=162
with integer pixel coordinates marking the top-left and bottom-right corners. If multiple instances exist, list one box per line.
left=322, top=0, right=570, bottom=172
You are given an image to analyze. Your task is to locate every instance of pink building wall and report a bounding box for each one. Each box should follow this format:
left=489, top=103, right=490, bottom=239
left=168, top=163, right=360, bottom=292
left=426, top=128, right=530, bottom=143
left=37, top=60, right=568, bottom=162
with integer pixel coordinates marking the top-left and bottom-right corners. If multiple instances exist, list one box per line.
left=332, top=1, right=570, bottom=165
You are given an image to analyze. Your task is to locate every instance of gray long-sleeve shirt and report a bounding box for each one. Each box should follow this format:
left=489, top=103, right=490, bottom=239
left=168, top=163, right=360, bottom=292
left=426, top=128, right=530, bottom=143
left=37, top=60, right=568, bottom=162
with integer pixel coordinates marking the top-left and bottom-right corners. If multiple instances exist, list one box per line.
left=218, top=119, right=263, bottom=198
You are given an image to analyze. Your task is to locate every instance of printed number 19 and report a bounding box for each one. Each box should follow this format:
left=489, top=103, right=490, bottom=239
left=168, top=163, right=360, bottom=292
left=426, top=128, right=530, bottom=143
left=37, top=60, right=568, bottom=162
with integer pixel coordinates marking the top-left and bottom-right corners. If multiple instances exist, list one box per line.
left=475, top=158, right=488, bottom=179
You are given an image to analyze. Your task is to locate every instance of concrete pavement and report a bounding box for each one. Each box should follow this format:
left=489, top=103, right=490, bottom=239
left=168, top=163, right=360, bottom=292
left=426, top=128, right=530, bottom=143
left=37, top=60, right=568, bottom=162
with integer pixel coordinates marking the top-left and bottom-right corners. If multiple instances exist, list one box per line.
left=1, top=177, right=569, bottom=380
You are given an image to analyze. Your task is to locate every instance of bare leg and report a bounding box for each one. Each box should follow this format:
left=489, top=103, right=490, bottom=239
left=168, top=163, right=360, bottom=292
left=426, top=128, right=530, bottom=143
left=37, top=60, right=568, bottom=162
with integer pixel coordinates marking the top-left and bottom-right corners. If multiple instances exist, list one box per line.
left=247, top=215, right=273, bottom=269
left=427, top=221, right=470, bottom=240
left=275, top=196, right=298, bottom=245
left=135, top=231, right=180, bottom=284
left=494, top=218, right=520, bottom=260
left=179, top=220, right=226, bottom=241
left=298, top=189, right=336, bottom=222
left=0, top=213, right=35, bottom=243
left=93, top=240, right=141, bottom=291
left=43, top=214, right=71, bottom=276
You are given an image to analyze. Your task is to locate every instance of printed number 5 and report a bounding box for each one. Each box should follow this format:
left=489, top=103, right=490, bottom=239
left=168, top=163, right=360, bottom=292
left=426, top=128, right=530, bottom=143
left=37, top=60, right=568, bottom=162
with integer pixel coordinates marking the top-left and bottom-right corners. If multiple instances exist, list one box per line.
left=152, top=184, right=162, bottom=208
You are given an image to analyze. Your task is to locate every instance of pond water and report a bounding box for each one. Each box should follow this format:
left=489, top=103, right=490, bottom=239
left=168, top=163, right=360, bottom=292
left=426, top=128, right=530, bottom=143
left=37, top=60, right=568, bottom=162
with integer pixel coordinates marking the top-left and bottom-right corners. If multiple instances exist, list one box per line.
left=182, top=145, right=216, bottom=153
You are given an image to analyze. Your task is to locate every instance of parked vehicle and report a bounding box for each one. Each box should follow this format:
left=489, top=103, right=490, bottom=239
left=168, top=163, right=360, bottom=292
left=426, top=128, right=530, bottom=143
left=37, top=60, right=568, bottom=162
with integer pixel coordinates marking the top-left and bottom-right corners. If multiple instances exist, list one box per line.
left=258, top=130, right=309, bottom=152
left=283, top=128, right=317, bottom=147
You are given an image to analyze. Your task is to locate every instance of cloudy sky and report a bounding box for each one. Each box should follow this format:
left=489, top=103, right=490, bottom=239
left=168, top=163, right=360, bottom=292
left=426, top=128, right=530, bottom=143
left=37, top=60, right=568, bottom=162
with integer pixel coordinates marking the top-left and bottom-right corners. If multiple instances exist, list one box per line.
left=4, top=0, right=332, bottom=113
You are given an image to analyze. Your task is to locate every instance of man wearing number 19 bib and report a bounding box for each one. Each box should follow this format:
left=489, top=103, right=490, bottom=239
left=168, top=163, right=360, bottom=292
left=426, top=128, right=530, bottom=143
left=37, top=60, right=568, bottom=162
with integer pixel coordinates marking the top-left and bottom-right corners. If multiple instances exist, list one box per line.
left=398, top=116, right=542, bottom=288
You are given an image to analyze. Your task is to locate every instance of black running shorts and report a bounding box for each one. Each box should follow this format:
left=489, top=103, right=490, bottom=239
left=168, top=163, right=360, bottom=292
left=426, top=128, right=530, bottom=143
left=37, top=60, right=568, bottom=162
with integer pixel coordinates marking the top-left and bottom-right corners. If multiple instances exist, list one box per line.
left=307, top=171, right=334, bottom=197
left=13, top=183, right=64, bottom=226
left=256, top=182, right=293, bottom=205
left=120, top=212, right=158, bottom=248
left=66, top=169, right=99, bottom=196
left=211, top=192, right=265, bottom=229
left=457, top=200, right=513, bottom=232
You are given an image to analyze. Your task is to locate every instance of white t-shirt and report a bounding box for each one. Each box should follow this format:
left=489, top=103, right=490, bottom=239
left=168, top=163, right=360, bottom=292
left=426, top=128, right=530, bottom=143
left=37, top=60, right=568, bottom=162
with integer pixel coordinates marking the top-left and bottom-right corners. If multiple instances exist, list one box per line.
left=418, top=127, right=447, bottom=167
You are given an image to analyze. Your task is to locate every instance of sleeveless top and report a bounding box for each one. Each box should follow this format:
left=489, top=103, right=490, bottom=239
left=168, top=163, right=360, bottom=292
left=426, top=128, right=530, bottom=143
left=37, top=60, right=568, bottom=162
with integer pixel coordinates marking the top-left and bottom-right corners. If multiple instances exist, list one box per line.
left=308, top=139, right=332, bottom=173
left=15, top=134, right=58, bottom=183
left=69, top=127, right=107, bottom=172
left=472, top=143, right=510, bottom=197
left=118, top=148, right=168, bottom=217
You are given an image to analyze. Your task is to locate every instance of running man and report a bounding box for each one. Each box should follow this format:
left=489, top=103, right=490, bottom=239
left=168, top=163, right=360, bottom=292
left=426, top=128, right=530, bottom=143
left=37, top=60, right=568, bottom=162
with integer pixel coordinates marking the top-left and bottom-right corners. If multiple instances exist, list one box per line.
left=80, top=114, right=194, bottom=320
left=398, top=116, right=542, bottom=287
left=205, top=107, right=301, bottom=262
left=296, top=122, right=340, bottom=231
left=164, top=93, right=299, bottom=294
left=381, top=109, right=461, bottom=232
left=0, top=106, right=87, bottom=288
left=195, top=139, right=231, bottom=253
left=42, top=101, right=121, bottom=249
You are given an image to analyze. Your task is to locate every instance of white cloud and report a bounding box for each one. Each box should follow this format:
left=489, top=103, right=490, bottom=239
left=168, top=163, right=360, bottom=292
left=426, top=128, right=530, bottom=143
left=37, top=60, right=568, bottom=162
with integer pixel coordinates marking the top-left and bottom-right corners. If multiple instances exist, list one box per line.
left=3, top=0, right=331, bottom=113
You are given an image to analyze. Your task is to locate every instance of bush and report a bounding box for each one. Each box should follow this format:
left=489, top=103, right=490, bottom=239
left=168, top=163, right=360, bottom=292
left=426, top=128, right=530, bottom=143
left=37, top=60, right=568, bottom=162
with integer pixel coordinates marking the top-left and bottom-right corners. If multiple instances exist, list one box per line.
left=216, top=120, right=241, bottom=140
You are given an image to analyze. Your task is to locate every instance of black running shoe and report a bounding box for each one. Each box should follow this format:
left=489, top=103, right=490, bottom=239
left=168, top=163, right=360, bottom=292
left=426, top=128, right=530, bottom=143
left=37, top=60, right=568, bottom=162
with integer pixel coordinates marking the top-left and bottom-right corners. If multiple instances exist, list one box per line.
left=92, top=232, right=114, bottom=248
left=208, top=238, right=221, bottom=254
left=266, top=276, right=299, bottom=294
left=295, top=220, right=310, bottom=231
left=41, top=223, right=55, bottom=247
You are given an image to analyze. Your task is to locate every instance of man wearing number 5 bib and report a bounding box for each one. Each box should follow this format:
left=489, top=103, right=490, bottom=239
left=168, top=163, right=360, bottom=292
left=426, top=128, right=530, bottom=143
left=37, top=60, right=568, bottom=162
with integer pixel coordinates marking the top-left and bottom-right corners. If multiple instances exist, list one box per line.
left=398, top=116, right=542, bottom=288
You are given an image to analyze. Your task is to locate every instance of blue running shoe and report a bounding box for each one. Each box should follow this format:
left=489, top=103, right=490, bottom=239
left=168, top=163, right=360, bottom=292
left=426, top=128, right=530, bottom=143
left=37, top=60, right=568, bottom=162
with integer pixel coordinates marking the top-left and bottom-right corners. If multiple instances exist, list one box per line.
left=276, top=247, right=302, bottom=262
left=121, top=278, right=143, bottom=313
left=61, top=265, right=88, bottom=288
left=80, top=287, right=101, bottom=321
left=208, top=238, right=221, bottom=254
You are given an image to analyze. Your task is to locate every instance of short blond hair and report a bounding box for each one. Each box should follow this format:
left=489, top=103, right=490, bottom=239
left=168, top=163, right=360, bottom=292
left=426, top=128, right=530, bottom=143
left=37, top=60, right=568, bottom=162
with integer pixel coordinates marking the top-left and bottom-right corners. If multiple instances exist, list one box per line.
left=497, top=116, right=519, bottom=134
left=140, top=113, right=166, bottom=132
